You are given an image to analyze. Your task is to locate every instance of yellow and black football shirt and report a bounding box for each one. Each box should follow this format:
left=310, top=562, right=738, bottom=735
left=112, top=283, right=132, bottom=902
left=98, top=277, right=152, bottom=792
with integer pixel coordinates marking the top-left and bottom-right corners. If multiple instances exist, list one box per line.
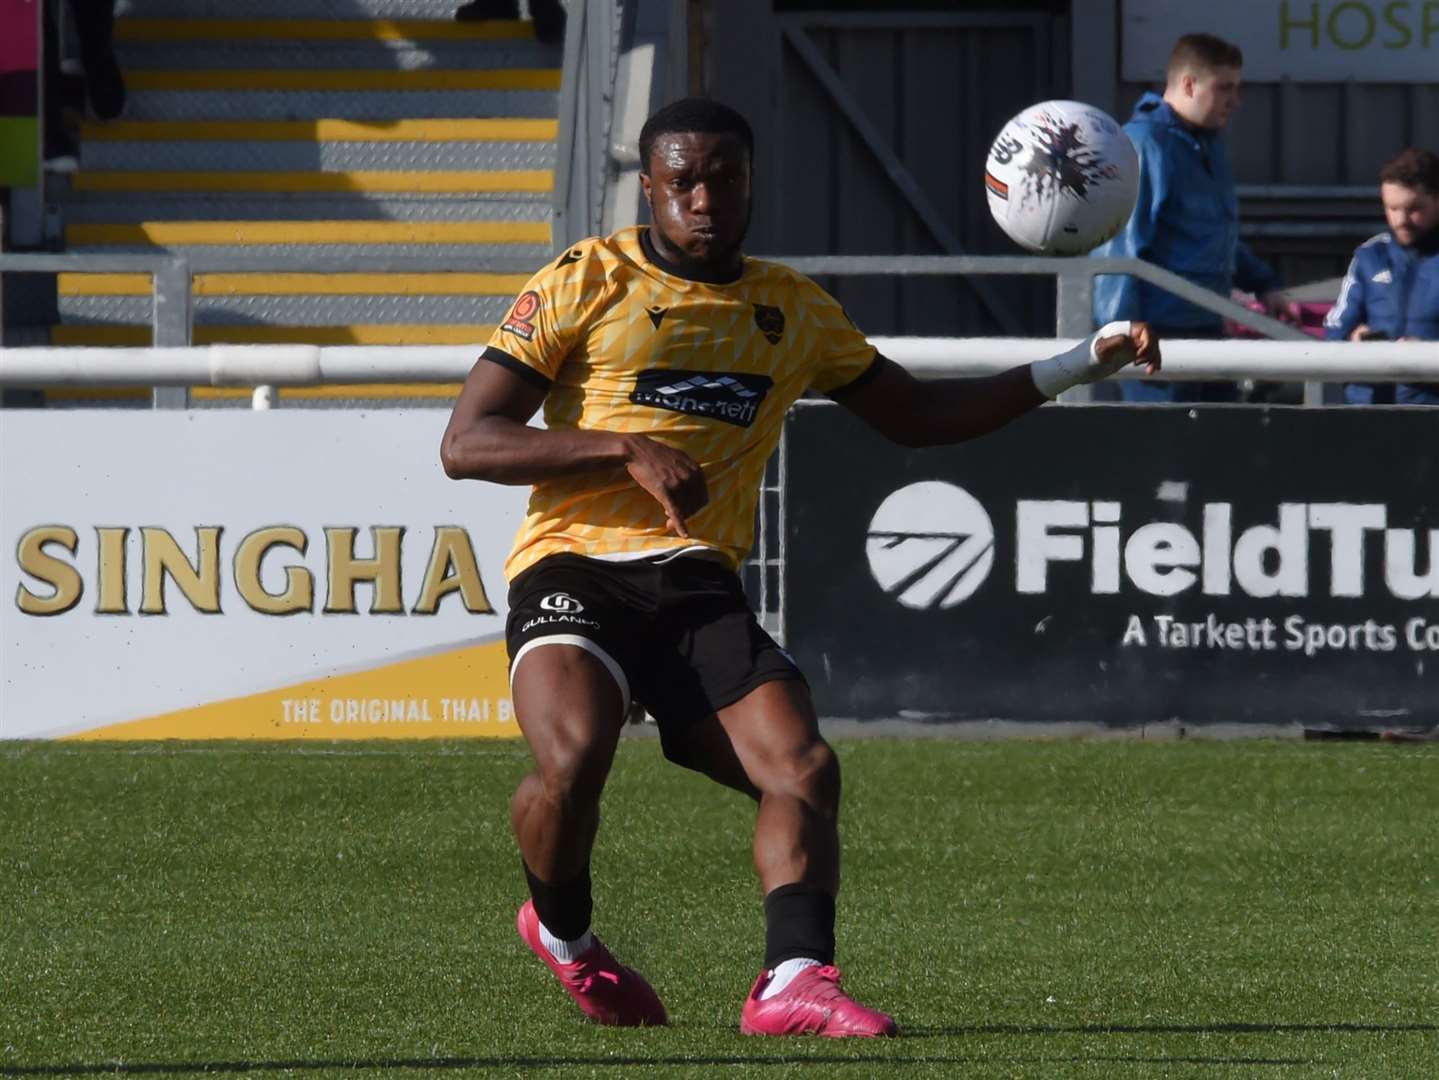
left=483, top=225, right=879, bottom=580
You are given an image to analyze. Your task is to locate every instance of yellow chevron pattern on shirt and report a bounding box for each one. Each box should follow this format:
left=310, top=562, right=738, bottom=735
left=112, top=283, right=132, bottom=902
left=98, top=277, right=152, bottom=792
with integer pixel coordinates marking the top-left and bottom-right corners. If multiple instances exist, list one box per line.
left=488, top=226, right=876, bottom=579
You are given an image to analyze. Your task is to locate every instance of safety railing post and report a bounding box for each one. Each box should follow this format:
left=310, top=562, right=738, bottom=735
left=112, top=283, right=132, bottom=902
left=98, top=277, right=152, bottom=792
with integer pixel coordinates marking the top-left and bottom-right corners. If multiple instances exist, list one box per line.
left=151, top=257, right=191, bottom=409
left=1054, top=265, right=1095, bottom=403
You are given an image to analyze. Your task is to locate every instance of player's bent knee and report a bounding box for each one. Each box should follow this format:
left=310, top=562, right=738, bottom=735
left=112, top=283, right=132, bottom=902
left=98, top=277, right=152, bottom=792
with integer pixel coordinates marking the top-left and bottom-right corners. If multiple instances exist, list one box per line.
left=534, top=732, right=614, bottom=804
left=760, top=739, right=839, bottom=811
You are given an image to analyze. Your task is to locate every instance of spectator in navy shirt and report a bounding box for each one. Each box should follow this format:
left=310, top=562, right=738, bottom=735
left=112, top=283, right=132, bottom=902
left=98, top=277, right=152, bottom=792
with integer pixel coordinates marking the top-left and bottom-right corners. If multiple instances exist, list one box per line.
left=1325, top=148, right=1439, bottom=406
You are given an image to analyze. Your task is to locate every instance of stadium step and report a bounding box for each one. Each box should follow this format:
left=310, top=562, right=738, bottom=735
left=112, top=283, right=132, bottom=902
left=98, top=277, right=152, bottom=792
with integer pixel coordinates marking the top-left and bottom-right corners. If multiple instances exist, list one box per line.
left=57, top=271, right=526, bottom=329
left=118, top=0, right=488, bottom=19
left=114, top=16, right=552, bottom=72
left=55, top=7, right=561, bottom=364
left=78, top=119, right=557, bottom=172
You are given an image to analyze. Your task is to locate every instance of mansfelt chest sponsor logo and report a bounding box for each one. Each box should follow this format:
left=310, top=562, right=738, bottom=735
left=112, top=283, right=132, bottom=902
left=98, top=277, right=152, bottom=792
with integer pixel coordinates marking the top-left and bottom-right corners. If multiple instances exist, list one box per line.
left=629, top=369, right=774, bottom=428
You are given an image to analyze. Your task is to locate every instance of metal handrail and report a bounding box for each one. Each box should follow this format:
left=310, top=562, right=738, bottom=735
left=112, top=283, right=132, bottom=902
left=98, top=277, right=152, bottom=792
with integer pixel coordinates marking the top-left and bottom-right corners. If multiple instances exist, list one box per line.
left=1, top=248, right=1331, bottom=401
left=5, top=338, right=1434, bottom=388
left=0, top=250, right=1308, bottom=343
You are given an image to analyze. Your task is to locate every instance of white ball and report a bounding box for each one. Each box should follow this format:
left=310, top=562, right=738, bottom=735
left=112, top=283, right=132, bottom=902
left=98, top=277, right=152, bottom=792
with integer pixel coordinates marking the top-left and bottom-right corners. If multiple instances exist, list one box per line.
left=984, top=100, right=1139, bottom=256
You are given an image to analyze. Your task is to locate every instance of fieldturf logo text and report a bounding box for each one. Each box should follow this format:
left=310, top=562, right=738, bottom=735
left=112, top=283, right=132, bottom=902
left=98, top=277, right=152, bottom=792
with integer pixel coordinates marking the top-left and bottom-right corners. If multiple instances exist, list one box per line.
left=867, top=482, right=1439, bottom=605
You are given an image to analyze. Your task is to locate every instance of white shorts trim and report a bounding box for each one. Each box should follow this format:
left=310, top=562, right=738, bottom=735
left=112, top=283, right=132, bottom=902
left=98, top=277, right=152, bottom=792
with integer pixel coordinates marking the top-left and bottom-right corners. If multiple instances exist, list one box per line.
left=510, top=634, right=631, bottom=716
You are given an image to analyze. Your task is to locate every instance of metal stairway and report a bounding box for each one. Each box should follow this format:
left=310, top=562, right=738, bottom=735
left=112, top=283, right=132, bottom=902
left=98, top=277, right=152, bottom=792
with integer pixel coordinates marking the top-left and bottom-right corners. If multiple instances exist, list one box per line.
left=53, top=0, right=562, bottom=398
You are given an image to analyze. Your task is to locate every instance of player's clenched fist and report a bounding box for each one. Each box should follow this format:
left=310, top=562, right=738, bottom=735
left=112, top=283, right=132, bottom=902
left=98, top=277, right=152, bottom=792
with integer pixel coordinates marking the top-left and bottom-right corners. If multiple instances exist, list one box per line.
left=1030, top=320, right=1162, bottom=399
left=621, top=433, right=708, bottom=538
left=1094, top=321, right=1162, bottom=375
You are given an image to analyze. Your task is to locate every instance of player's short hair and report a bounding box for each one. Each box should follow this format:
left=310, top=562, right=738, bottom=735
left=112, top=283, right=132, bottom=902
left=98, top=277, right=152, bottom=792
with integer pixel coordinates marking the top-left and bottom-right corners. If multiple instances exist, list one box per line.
left=1166, top=33, right=1244, bottom=83
left=1379, top=147, right=1439, bottom=195
left=638, top=98, right=754, bottom=175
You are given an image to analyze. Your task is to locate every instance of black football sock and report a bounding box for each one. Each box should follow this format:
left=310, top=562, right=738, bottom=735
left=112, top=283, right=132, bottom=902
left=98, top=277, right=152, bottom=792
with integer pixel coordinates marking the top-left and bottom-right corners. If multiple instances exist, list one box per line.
left=524, top=860, right=593, bottom=941
left=763, top=883, right=836, bottom=969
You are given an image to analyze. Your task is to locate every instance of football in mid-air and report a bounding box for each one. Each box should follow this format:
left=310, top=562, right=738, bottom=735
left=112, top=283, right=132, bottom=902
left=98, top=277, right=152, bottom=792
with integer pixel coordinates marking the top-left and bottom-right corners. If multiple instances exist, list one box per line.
left=983, top=100, right=1139, bottom=256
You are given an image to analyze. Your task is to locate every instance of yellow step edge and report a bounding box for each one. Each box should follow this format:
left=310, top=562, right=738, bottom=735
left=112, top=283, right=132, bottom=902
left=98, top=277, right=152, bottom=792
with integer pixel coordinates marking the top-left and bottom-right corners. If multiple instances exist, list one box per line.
left=117, top=18, right=533, bottom=42
left=128, top=69, right=560, bottom=92
left=72, top=170, right=554, bottom=194
left=66, top=221, right=550, bottom=245
left=50, top=324, right=497, bottom=346
left=80, top=118, right=559, bottom=143
left=60, top=273, right=532, bottom=297
left=42, top=385, right=463, bottom=401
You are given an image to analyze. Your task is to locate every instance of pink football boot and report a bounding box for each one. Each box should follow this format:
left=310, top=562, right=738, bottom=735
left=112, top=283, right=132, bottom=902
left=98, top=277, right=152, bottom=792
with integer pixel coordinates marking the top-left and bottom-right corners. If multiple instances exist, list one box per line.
left=740, top=964, right=898, bottom=1037
left=516, top=900, right=667, bottom=1026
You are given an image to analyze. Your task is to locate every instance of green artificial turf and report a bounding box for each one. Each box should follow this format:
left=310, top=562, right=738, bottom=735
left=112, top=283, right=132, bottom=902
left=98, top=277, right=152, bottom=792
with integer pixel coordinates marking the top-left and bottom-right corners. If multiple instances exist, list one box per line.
left=2, top=737, right=1436, bottom=1078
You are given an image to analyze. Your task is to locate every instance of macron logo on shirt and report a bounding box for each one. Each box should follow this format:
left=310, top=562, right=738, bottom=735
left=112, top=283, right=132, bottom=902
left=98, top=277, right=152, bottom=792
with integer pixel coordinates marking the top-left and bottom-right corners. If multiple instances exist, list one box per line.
left=630, top=369, right=774, bottom=427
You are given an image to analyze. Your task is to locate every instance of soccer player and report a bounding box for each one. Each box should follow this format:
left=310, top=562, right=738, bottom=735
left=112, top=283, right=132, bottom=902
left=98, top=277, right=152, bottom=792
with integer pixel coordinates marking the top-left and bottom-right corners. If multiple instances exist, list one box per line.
left=440, top=97, right=1159, bottom=1037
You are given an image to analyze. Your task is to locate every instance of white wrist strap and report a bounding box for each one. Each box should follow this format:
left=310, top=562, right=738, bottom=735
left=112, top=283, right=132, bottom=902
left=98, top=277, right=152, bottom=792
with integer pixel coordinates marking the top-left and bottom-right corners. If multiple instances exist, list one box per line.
left=1029, top=320, right=1132, bottom=399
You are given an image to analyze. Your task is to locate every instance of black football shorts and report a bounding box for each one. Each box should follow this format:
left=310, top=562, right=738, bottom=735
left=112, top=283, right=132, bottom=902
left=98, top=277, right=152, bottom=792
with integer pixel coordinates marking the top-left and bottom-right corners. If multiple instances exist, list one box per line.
left=505, top=552, right=805, bottom=730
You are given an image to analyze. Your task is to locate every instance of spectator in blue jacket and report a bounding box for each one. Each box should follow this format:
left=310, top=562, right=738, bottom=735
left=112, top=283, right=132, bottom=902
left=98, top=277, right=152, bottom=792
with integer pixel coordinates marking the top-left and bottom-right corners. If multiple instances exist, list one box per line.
left=1324, top=147, right=1439, bottom=406
left=1092, top=33, right=1291, bottom=403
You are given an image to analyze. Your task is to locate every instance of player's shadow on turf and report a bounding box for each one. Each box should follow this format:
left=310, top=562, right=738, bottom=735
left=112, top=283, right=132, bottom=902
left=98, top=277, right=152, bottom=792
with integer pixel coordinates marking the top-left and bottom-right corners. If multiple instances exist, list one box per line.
left=0, top=1052, right=1323, bottom=1075
left=908, top=1021, right=1439, bottom=1037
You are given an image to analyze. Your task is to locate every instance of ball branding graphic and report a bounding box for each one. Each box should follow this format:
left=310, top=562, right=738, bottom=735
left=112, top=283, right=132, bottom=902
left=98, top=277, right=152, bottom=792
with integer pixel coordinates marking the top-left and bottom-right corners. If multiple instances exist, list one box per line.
left=865, top=482, right=995, bottom=609
left=984, top=99, right=1139, bottom=256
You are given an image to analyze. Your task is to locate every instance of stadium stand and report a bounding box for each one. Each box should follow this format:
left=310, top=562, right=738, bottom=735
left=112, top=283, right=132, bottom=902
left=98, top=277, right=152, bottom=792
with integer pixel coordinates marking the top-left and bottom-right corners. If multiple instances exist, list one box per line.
left=48, top=0, right=560, bottom=367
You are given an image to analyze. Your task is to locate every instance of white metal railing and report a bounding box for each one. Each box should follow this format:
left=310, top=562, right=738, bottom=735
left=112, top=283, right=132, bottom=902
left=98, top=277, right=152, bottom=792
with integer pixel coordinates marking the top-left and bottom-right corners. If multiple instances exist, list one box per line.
left=3, top=339, right=1436, bottom=390
left=4, top=253, right=1428, bottom=410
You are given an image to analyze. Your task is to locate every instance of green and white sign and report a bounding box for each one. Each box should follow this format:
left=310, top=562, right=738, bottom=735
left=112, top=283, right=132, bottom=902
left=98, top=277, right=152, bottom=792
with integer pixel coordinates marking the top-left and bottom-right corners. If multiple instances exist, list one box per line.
left=1123, top=0, right=1439, bottom=82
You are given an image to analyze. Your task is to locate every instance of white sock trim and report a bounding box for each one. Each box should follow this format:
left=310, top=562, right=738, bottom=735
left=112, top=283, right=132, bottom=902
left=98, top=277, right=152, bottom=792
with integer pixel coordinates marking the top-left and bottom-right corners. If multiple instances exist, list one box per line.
left=760, top=957, right=822, bottom=1000
left=510, top=634, right=631, bottom=716
left=538, top=919, right=594, bottom=963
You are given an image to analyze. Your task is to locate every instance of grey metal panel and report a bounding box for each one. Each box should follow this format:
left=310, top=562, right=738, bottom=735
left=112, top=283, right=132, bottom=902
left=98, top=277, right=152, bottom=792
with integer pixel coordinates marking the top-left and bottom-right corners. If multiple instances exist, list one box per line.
left=552, top=0, right=620, bottom=249
left=900, top=28, right=968, bottom=336
left=124, top=89, right=560, bottom=121
left=825, top=27, right=903, bottom=334
left=765, top=14, right=1061, bottom=337
left=59, top=195, right=550, bottom=223
left=81, top=139, right=556, bottom=172
left=60, top=294, right=514, bottom=325
left=773, top=20, right=832, bottom=260
left=1069, top=0, right=1117, bottom=121
left=1344, top=84, right=1416, bottom=184
left=1226, top=82, right=1278, bottom=182
left=116, top=43, right=559, bottom=72
left=1281, top=83, right=1342, bottom=184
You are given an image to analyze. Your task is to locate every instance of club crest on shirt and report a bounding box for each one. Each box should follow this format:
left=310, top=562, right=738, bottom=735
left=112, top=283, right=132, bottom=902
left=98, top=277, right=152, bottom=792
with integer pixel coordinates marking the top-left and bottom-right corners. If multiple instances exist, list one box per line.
left=753, top=303, right=785, bottom=344
left=502, top=290, right=541, bottom=341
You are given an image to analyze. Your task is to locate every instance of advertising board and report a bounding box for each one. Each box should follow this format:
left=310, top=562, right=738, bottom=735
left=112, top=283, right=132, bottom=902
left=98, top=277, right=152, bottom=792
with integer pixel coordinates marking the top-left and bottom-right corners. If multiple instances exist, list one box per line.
left=2, top=411, right=527, bottom=739
left=1123, top=1, right=1439, bottom=83
left=784, top=402, right=1438, bottom=726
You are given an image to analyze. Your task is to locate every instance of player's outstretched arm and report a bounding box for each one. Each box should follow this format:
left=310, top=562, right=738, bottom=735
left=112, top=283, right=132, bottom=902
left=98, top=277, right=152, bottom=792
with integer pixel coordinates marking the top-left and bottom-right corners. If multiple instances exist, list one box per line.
left=835, top=322, right=1160, bottom=447
left=439, top=355, right=708, bottom=536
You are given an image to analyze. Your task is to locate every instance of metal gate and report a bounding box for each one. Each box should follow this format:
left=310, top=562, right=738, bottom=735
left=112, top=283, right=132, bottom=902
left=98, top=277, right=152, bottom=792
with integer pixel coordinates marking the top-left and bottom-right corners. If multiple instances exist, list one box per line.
left=707, top=3, right=1070, bottom=337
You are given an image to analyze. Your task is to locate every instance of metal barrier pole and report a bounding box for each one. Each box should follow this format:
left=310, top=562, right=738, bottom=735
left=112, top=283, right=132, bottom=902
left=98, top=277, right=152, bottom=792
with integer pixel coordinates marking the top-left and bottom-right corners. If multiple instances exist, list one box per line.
left=1054, top=265, right=1096, bottom=403
left=151, top=257, right=190, bottom=409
